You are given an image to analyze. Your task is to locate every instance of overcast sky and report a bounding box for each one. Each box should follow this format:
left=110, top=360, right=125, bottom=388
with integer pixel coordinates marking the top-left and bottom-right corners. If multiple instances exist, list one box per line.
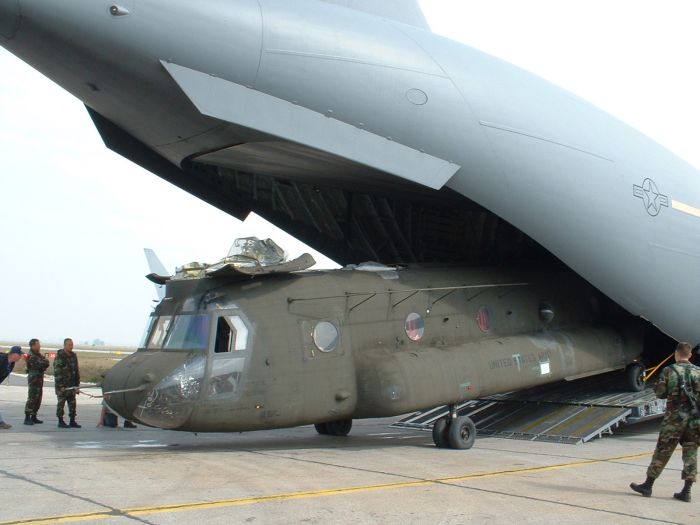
left=1, top=1, right=698, bottom=346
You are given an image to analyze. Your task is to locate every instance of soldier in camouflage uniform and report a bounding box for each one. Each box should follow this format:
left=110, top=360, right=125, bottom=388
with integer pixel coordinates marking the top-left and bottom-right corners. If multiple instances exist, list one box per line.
left=24, top=338, right=49, bottom=425
left=54, top=338, right=81, bottom=429
left=631, top=342, right=700, bottom=502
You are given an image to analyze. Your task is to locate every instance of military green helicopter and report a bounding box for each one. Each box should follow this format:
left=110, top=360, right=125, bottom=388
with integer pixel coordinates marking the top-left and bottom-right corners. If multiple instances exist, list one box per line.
left=103, top=238, right=646, bottom=449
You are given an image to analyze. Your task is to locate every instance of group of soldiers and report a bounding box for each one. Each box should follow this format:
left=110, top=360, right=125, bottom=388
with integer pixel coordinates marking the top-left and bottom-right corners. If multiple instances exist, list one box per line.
left=0, top=338, right=82, bottom=429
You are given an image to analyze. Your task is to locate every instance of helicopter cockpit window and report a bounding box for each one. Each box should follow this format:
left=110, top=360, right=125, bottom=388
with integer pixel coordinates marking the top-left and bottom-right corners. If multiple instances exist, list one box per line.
left=405, top=313, right=425, bottom=341
left=139, top=316, right=157, bottom=349
left=163, top=314, right=210, bottom=351
left=147, top=316, right=172, bottom=349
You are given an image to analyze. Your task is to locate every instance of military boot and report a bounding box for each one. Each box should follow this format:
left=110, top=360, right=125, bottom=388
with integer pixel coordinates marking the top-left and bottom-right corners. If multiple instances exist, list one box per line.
left=31, top=415, right=43, bottom=424
left=630, top=477, right=654, bottom=497
left=57, top=418, right=69, bottom=428
left=23, top=414, right=34, bottom=426
left=69, top=418, right=82, bottom=428
left=673, top=480, right=692, bottom=502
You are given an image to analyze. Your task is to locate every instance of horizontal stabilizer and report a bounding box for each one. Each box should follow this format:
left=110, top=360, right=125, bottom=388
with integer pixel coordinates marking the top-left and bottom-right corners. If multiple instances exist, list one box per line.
left=146, top=272, right=170, bottom=286
left=162, top=61, right=460, bottom=190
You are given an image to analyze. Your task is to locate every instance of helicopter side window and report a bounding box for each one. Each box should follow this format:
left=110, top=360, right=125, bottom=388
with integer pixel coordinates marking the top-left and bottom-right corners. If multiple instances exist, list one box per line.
left=230, top=316, right=248, bottom=351
left=214, top=316, right=249, bottom=353
left=405, top=313, right=425, bottom=342
left=313, top=321, right=339, bottom=352
left=215, top=317, right=233, bottom=353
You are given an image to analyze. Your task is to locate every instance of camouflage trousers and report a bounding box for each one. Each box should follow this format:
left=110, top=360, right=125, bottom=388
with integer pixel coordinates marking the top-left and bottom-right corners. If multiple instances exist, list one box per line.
left=647, top=413, right=699, bottom=482
left=56, top=390, right=77, bottom=420
left=25, top=375, right=44, bottom=416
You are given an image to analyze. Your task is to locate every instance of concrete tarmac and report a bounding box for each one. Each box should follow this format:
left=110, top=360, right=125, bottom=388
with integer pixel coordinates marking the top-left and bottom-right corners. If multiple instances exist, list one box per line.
left=0, top=379, right=697, bottom=525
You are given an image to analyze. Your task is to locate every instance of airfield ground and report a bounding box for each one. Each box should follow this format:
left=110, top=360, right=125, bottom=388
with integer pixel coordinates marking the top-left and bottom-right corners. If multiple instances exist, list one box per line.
left=0, top=377, right=697, bottom=525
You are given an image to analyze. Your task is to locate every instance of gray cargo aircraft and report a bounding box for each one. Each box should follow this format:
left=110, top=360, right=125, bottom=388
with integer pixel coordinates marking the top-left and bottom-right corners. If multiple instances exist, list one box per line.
left=1, top=1, right=698, bottom=448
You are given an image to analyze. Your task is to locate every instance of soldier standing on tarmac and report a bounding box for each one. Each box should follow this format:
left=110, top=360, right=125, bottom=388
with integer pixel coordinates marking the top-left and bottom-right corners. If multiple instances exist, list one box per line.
left=24, top=338, right=49, bottom=425
left=631, top=342, right=700, bottom=502
left=54, top=338, right=81, bottom=429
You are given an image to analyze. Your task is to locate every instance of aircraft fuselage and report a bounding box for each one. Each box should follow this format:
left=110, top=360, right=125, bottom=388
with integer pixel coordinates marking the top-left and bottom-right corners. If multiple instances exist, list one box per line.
left=2, top=0, right=698, bottom=343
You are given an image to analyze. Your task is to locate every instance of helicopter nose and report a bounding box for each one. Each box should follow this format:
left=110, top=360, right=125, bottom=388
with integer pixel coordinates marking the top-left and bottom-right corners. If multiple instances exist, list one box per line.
left=0, top=0, right=21, bottom=42
left=103, top=352, right=207, bottom=429
left=130, top=355, right=207, bottom=429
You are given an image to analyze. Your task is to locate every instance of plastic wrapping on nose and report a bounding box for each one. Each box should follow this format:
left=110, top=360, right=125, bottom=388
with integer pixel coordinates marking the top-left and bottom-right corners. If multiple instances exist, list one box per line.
left=134, top=355, right=206, bottom=429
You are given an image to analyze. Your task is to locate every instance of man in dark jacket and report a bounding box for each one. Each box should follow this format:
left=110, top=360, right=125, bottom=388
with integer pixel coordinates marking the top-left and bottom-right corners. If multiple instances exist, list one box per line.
left=54, top=338, right=81, bottom=428
left=24, top=338, right=49, bottom=425
left=1, top=346, right=24, bottom=429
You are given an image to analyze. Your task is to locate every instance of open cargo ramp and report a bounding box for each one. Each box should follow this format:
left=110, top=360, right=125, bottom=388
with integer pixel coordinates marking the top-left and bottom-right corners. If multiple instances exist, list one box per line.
left=392, top=373, right=666, bottom=445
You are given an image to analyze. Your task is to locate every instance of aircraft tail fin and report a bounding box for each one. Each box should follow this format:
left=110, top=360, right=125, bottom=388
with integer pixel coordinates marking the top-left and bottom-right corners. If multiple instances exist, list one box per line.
left=319, top=0, right=430, bottom=30
left=144, top=248, right=169, bottom=300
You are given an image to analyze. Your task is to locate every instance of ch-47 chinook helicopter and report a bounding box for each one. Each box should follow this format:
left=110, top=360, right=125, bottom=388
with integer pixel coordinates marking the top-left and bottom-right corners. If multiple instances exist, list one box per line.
left=2, top=0, right=698, bottom=447
left=102, top=238, right=647, bottom=450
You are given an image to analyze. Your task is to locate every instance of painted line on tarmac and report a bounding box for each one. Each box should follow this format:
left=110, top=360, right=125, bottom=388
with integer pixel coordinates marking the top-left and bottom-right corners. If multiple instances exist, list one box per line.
left=0, top=451, right=654, bottom=525
left=0, top=512, right=114, bottom=525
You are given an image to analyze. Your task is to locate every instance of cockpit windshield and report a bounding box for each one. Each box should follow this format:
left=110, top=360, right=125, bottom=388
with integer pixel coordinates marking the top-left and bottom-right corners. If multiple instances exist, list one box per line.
left=145, top=314, right=210, bottom=351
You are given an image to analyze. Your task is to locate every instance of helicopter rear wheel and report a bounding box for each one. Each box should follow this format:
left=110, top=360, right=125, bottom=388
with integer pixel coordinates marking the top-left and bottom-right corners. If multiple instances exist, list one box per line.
left=625, top=363, right=646, bottom=392
left=447, top=415, right=476, bottom=450
left=324, top=419, right=353, bottom=436
left=432, top=417, right=450, bottom=448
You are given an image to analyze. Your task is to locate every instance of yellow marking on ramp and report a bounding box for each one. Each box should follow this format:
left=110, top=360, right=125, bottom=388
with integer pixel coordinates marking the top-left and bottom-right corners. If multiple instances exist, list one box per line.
left=0, top=451, right=654, bottom=525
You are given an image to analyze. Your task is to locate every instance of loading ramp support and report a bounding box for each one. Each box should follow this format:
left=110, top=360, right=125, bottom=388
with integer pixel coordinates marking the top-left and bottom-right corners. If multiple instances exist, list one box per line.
left=392, top=373, right=666, bottom=445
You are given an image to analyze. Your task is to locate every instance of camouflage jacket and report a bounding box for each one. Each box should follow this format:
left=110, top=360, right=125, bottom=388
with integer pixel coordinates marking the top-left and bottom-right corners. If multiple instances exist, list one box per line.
left=26, top=351, right=49, bottom=377
left=54, top=349, right=80, bottom=389
left=655, top=362, right=700, bottom=414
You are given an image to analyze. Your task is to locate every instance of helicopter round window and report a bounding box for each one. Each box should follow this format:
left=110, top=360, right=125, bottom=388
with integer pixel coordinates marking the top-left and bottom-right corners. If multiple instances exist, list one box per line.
left=539, top=304, right=555, bottom=324
left=313, top=321, right=339, bottom=352
left=405, top=313, right=425, bottom=341
left=476, top=306, right=491, bottom=333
